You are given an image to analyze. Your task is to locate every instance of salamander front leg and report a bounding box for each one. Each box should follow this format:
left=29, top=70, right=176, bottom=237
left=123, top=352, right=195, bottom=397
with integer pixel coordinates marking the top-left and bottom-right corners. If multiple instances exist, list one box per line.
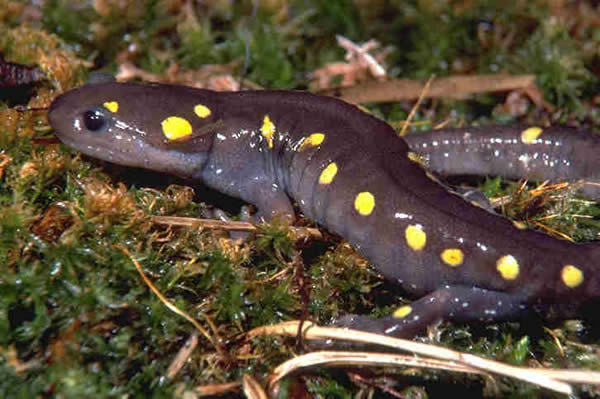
left=211, top=185, right=295, bottom=240
left=336, top=286, right=528, bottom=338
left=245, top=184, right=295, bottom=223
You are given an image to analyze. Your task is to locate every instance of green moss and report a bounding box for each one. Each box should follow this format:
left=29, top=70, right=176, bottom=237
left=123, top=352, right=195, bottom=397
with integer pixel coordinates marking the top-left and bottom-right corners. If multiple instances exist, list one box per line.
left=42, top=0, right=97, bottom=48
left=511, top=19, right=594, bottom=110
left=310, top=0, right=363, bottom=41
left=177, top=16, right=241, bottom=67
left=305, top=374, right=355, bottom=398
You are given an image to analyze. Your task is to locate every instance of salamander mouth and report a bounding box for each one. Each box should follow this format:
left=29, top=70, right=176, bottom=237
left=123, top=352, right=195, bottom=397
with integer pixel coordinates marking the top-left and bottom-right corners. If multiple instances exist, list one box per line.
left=53, top=122, right=206, bottom=177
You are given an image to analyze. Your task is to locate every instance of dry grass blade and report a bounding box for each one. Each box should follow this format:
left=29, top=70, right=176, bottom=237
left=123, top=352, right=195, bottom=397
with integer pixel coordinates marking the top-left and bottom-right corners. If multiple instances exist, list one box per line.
left=268, top=351, right=484, bottom=383
left=117, top=245, right=229, bottom=361
left=243, top=374, right=268, bottom=399
left=248, top=321, right=600, bottom=395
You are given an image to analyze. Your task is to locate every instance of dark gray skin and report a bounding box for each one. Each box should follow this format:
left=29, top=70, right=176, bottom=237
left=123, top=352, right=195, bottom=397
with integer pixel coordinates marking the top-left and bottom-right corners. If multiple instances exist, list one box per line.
left=49, top=82, right=600, bottom=337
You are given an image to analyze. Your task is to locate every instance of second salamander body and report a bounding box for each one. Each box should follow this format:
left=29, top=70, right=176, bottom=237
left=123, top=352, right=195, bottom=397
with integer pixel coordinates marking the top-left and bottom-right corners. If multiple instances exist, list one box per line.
left=48, top=83, right=600, bottom=337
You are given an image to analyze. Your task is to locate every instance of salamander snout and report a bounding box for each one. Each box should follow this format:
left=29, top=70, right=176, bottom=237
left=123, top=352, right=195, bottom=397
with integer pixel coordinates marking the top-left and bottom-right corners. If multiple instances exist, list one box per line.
left=48, top=86, right=114, bottom=145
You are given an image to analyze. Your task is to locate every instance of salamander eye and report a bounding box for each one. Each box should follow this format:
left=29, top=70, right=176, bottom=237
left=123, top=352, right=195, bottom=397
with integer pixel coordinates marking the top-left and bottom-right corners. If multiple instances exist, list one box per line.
left=82, top=109, right=107, bottom=131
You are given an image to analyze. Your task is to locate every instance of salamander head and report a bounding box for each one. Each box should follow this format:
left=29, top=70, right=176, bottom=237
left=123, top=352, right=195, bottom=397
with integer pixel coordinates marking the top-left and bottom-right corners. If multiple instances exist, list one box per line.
left=48, top=82, right=220, bottom=178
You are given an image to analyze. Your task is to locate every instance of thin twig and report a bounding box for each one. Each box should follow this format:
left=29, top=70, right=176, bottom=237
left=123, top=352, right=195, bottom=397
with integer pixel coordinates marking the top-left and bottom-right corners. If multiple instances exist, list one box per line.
left=151, top=215, right=322, bottom=239
left=319, top=74, right=536, bottom=104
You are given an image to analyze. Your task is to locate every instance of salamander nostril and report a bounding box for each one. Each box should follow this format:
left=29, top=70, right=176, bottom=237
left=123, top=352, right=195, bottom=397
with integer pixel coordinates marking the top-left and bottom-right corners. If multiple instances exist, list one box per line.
left=83, top=109, right=106, bottom=131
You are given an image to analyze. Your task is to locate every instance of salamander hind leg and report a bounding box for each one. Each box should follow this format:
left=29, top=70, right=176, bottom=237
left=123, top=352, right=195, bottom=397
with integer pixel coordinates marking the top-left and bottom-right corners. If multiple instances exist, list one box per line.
left=335, top=286, right=528, bottom=338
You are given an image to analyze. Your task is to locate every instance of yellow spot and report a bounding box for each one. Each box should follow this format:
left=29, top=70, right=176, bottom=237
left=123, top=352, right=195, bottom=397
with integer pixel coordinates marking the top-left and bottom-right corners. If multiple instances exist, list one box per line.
left=393, top=305, right=412, bottom=318
left=561, top=265, right=583, bottom=288
left=261, top=115, right=276, bottom=148
left=496, top=255, right=519, bottom=280
left=194, top=104, right=211, bottom=118
left=298, top=133, right=325, bottom=151
left=520, top=127, right=543, bottom=144
left=405, top=224, right=426, bottom=251
left=440, top=248, right=464, bottom=267
left=161, top=116, right=192, bottom=140
left=354, top=192, right=375, bottom=216
left=103, top=101, right=119, bottom=113
left=319, top=162, right=338, bottom=185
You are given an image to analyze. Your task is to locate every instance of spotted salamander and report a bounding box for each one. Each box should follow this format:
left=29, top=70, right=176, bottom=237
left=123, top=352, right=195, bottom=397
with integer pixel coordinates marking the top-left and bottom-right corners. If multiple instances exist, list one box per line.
left=48, top=82, right=600, bottom=338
